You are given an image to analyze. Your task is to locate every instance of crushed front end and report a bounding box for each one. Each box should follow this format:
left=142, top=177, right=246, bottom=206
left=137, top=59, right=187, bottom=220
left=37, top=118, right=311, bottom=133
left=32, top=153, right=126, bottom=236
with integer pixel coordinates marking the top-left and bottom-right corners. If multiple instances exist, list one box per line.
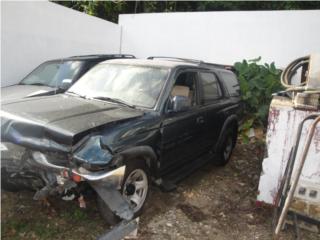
left=0, top=111, right=134, bottom=222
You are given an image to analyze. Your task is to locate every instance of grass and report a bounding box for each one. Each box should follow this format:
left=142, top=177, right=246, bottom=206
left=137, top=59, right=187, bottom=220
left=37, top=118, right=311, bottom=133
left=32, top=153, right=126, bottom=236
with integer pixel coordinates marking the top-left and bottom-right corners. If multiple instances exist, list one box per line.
left=60, top=207, right=89, bottom=221
left=2, top=219, right=60, bottom=240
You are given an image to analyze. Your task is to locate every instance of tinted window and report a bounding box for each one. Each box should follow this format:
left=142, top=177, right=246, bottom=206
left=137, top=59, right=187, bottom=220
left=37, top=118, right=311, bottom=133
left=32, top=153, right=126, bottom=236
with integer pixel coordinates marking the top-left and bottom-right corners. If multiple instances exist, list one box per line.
left=220, top=72, right=240, bottom=96
left=20, top=61, right=83, bottom=88
left=199, top=72, right=221, bottom=103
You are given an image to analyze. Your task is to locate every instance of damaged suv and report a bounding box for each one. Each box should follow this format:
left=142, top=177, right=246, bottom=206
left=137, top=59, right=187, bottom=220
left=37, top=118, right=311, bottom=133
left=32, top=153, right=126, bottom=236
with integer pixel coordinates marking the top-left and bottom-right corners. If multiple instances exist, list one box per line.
left=1, top=57, right=242, bottom=224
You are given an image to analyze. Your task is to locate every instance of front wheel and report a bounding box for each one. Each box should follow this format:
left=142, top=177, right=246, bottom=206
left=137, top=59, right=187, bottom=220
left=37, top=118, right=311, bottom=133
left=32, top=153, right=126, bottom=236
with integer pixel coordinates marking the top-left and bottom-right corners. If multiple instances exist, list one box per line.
left=97, top=162, right=150, bottom=225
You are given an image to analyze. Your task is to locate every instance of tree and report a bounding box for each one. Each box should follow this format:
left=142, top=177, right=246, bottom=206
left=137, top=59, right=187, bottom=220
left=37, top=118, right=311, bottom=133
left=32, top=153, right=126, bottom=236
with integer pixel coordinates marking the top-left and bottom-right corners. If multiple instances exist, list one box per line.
left=53, top=1, right=320, bottom=23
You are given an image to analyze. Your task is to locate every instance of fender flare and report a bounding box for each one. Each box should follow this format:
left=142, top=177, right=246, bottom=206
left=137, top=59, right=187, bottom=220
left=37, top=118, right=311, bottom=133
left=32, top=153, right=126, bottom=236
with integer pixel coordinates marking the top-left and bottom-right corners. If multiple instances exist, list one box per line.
left=215, top=115, right=238, bottom=152
left=114, top=146, right=158, bottom=175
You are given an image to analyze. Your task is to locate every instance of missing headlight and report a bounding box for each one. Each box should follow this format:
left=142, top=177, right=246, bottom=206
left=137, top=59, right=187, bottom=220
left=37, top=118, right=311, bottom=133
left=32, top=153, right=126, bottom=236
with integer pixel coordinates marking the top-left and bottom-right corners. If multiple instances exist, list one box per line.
left=73, top=136, right=113, bottom=170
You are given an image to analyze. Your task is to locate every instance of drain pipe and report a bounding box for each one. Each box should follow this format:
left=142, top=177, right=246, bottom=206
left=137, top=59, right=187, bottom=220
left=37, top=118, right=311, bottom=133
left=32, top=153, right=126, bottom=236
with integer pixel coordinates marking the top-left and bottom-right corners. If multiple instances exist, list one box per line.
left=274, top=115, right=320, bottom=238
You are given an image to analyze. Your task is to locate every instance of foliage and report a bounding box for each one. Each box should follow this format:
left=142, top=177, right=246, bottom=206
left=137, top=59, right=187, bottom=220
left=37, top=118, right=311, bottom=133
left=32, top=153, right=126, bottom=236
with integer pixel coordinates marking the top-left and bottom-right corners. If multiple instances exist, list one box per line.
left=234, top=57, right=283, bottom=133
left=238, top=118, right=254, bottom=144
left=53, top=1, right=320, bottom=23
left=2, top=219, right=60, bottom=239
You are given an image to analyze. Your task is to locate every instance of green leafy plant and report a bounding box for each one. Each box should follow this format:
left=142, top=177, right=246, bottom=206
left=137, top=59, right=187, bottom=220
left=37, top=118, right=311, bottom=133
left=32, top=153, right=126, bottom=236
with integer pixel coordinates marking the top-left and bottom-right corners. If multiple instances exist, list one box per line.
left=234, top=57, right=283, bottom=139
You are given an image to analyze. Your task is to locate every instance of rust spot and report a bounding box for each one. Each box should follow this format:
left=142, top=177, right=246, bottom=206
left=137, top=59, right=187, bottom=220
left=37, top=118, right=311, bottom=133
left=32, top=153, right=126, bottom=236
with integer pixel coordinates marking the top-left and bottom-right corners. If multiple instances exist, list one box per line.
left=290, top=199, right=320, bottom=220
left=267, top=107, right=280, bottom=134
left=309, top=204, right=320, bottom=220
left=291, top=199, right=308, bottom=215
left=313, top=125, right=320, bottom=154
left=266, top=107, right=280, bottom=148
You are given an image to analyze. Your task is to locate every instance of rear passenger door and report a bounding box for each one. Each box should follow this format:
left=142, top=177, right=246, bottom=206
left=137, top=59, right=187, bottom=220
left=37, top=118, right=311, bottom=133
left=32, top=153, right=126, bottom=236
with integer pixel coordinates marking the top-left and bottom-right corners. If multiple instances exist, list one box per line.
left=198, top=71, right=227, bottom=151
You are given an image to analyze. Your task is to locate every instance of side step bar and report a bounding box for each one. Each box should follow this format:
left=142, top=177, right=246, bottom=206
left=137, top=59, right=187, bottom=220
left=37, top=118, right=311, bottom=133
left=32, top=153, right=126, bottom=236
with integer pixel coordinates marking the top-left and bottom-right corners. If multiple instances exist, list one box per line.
left=161, top=152, right=212, bottom=191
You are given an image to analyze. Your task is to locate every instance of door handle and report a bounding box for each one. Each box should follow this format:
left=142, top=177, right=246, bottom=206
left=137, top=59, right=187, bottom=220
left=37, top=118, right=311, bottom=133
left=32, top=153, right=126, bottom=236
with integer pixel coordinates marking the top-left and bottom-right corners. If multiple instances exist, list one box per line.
left=196, top=116, right=205, bottom=124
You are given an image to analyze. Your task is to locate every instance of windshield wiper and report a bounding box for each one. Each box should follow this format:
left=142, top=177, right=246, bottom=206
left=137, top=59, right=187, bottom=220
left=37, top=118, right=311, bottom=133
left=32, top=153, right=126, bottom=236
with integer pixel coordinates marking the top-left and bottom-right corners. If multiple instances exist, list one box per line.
left=91, top=96, right=136, bottom=108
left=20, top=82, right=48, bottom=86
left=66, top=91, right=87, bottom=99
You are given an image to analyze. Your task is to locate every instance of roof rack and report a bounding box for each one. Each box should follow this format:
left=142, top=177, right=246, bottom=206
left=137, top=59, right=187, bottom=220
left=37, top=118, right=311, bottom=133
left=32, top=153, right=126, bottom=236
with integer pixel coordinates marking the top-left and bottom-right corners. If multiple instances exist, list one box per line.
left=147, top=56, right=203, bottom=64
left=147, top=56, right=234, bottom=71
left=201, top=62, right=235, bottom=71
left=69, top=54, right=135, bottom=58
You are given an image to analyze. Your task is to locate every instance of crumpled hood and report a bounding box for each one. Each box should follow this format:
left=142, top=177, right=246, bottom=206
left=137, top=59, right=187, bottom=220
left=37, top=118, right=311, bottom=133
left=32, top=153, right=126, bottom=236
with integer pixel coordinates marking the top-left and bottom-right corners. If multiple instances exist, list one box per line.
left=1, top=94, right=144, bottom=152
left=1, top=84, right=56, bottom=101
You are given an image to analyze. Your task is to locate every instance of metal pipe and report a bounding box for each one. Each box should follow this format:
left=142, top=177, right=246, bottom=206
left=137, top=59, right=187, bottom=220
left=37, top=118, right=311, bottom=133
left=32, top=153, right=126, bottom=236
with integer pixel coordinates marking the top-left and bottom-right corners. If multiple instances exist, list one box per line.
left=273, top=114, right=319, bottom=213
left=280, top=114, right=320, bottom=202
left=274, top=115, right=320, bottom=238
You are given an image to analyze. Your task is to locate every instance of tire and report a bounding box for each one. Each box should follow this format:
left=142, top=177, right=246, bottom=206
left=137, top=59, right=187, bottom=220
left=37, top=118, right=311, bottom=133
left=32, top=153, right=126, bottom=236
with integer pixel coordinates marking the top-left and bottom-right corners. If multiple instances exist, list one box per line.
left=97, top=161, right=150, bottom=225
left=214, top=128, right=236, bottom=166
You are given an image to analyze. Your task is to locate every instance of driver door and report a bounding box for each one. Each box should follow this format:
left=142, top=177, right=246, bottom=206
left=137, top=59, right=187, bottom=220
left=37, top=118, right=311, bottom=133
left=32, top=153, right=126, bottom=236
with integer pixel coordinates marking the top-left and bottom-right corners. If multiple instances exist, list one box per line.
left=160, top=70, right=207, bottom=173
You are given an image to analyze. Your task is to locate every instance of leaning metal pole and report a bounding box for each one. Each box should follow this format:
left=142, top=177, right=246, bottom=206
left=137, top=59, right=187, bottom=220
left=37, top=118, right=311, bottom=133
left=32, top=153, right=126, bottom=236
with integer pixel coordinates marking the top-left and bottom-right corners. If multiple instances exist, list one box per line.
left=274, top=115, right=320, bottom=238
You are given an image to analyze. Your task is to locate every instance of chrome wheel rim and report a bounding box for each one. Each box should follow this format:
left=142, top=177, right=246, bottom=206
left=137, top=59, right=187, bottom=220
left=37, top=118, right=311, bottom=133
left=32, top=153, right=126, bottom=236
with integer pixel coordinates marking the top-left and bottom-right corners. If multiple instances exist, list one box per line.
left=122, top=169, right=148, bottom=213
left=224, top=136, right=233, bottom=160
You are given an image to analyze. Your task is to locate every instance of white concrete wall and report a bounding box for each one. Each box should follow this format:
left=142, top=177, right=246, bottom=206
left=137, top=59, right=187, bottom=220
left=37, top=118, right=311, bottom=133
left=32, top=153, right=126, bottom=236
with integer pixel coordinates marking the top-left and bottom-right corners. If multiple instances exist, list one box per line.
left=1, top=1, right=121, bottom=87
left=119, top=10, right=320, bottom=68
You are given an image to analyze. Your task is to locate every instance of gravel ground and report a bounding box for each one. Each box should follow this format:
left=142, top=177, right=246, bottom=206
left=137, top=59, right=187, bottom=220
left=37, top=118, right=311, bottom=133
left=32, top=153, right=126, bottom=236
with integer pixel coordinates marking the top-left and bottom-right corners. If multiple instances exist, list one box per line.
left=1, top=141, right=319, bottom=240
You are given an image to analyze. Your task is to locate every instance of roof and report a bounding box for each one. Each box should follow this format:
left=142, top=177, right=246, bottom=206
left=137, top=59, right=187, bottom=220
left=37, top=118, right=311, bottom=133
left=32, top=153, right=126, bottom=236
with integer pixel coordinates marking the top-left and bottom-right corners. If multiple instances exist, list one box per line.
left=101, top=58, right=235, bottom=73
left=101, top=58, right=200, bottom=68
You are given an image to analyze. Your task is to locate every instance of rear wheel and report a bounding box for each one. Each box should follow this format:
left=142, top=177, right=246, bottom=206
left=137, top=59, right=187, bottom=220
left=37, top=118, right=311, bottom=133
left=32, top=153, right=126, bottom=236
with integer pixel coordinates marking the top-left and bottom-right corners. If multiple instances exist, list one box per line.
left=215, top=128, right=236, bottom=166
left=97, top=161, right=150, bottom=225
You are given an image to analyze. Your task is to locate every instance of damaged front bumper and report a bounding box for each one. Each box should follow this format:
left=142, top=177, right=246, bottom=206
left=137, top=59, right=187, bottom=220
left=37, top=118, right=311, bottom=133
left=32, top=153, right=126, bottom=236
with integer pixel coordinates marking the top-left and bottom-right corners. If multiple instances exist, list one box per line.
left=31, top=150, right=125, bottom=184
left=1, top=141, right=134, bottom=221
left=1, top=141, right=124, bottom=190
left=31, top=152, right=134, bottom=220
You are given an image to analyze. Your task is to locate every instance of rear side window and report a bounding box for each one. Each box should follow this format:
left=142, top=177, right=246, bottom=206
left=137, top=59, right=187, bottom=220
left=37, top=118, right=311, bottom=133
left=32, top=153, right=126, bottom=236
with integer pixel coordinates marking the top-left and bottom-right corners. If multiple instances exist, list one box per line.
left=199, top=72, right=222, bottom=103
left=220, top=72, right=240, bottom=97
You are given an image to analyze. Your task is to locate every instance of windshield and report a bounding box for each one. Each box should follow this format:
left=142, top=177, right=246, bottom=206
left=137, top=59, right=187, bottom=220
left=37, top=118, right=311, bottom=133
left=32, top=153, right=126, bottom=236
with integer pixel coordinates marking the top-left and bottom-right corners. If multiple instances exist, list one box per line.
left=20, top=61, right=83, bottom=88
left=68, top=63, right=169, bottom=108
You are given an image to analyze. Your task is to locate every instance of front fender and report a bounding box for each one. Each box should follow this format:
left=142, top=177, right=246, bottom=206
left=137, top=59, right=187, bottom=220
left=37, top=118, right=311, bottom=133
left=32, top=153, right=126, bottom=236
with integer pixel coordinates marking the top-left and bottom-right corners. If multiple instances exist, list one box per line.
left=113, top=146, right=157, bottom=175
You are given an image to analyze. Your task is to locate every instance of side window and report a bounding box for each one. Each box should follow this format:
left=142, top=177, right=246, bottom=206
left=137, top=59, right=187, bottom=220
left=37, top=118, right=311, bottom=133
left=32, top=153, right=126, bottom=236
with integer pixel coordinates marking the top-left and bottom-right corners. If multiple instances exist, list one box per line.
left=199, top=72, right=222, bottom=103
left=170, top=71, right=198, bottom=106
left=220, top=72, right=240, bottom=97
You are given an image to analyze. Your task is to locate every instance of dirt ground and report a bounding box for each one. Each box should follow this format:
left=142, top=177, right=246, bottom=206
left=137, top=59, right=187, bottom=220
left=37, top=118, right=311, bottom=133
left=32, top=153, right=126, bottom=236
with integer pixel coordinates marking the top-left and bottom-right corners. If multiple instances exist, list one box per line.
left=1, top=142, right=319, bottom=240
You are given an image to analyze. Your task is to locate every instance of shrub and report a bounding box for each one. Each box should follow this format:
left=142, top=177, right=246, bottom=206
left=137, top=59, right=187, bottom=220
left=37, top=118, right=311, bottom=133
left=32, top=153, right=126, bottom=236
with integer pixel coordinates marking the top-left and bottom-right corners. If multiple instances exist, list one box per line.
left=234, top=57, right=283, bottom=127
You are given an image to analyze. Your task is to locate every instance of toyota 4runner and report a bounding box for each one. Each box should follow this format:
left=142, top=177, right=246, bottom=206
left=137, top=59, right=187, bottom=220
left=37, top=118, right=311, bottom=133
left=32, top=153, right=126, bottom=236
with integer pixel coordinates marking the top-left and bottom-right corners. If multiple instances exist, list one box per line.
left=1, top=57, right=242, bottom=224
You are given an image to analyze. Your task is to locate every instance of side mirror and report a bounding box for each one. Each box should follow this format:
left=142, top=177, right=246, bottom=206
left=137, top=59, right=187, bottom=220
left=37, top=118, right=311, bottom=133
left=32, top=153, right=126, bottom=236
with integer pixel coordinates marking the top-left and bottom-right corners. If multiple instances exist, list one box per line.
left=171, top=95, right=190, bottom=112
left=59, top=79, right=72, bottom=90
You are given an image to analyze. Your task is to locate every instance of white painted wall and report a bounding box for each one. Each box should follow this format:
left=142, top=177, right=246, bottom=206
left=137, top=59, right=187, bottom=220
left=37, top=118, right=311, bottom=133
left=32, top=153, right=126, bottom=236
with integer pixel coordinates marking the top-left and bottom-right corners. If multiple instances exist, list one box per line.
left=2, top=6, right=320, bottom=87
left=119, top=10, right=320, bottom=67
left=1, top=1, right=121, bottom=87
